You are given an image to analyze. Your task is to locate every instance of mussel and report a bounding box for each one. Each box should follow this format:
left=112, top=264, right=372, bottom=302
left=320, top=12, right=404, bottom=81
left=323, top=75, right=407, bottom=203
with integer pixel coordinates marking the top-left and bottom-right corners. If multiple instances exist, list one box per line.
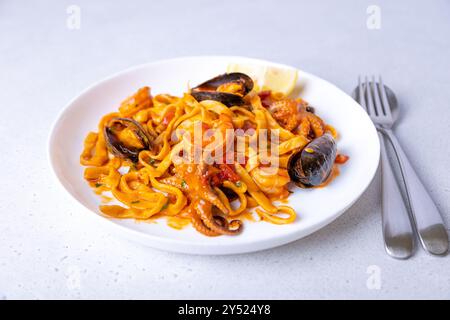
left=191, top=72, right=254, bottom=107
left=103, top=117, right=152, bottom=163
left=287, top=133, right=337, bottom=188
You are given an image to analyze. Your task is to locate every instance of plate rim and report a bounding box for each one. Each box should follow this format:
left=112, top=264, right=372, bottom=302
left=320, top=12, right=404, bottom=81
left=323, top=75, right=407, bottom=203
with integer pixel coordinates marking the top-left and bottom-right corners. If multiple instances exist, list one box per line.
left=48, top=55, right=380, bottom=255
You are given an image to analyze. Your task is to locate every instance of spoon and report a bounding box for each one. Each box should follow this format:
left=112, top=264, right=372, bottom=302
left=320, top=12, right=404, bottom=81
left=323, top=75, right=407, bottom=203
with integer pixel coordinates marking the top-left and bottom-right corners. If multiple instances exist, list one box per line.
left=352, top=80, right=449, bottom=256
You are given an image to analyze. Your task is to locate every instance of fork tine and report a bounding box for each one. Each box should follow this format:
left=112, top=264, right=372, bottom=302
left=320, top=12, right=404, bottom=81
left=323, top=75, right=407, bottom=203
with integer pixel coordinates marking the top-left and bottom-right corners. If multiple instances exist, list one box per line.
left=358, top=76, right=367, bottom=111
left=365, top=76, right=376, bottom=116
left=372, top=75, right=384, bottom=116
left=378, top=76, right=392, bottom=119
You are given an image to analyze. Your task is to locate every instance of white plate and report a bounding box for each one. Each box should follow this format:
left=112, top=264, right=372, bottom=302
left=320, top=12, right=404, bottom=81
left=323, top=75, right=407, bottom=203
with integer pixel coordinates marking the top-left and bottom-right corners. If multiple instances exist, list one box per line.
left=48, top=56, right=380, bottom=255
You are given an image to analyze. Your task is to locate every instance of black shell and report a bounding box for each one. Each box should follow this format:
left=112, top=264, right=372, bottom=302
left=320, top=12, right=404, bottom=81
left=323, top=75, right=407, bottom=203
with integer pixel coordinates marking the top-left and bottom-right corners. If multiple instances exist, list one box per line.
left=104, top=117, right=152, bottom=163
left=287, top=133, right=337, bottom=188
left=191, top=72, right=254, bottom=107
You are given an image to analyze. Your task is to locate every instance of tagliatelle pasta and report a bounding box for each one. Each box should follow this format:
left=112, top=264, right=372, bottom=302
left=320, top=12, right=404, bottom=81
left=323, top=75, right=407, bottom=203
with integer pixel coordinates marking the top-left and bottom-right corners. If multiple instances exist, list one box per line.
left=80, top=72, right=347, bottom=236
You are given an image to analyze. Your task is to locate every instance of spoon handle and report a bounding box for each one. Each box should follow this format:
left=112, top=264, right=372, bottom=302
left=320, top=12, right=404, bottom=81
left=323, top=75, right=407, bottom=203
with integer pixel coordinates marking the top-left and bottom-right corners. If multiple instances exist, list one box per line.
left=378, top=132, right=414, bottom=259
left=381, top=128, right=449, bottom=255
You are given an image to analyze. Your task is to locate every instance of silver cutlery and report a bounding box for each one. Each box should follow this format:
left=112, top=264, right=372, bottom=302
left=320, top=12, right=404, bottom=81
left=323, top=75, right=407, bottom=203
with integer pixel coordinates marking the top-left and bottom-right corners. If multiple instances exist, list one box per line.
left=353, top=76, right=449, bottom=257
left=354, top=77, right=414, bottom=259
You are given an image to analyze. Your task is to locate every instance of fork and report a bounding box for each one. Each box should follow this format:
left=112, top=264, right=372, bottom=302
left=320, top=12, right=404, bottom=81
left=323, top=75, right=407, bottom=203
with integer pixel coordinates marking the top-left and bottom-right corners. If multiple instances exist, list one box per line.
left=357, top=76, right=414, bottom=258
left=358, top=76, right=449, bottom=257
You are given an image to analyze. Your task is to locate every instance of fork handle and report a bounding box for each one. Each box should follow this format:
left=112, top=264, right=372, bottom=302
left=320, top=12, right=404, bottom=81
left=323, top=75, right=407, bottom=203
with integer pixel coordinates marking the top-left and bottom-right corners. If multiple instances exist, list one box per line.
left=381, top=128, right=449, bottom=255
left=379, top=132, right=414, bottom=259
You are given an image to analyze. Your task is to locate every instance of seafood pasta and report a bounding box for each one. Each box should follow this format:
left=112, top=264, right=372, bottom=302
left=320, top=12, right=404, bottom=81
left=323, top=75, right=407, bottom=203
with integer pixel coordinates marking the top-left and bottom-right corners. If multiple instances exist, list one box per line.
left=80, top=72, right=348, bottom=236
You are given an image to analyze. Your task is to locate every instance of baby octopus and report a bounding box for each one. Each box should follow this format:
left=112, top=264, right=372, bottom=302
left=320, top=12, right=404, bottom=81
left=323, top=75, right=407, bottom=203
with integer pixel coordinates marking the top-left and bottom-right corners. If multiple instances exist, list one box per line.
left=161, top=162, right=243, bottom=236
left=268, top=98, right=325, bottom=138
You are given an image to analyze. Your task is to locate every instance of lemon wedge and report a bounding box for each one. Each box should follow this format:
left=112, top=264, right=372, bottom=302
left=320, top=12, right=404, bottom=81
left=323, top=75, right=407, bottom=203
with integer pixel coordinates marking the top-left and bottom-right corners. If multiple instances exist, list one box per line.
left=227, top=63, right=298, bottom=96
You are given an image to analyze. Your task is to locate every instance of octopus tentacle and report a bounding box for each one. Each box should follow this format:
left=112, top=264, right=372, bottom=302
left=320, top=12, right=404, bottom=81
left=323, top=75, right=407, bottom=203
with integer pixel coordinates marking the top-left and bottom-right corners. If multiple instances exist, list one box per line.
left=298, top=117, right=311, bottom=137
left=212, top=215, right=229, bottom=228
left=189, top=202, right=220, bottom=237
left=197, top=200, right=242, bottom=235
left=296, top=113, right=325, bottom=139
left=160, top=173, right=228, bottom=214
left=197, top=162, right=229, bottom=215
left=172, top=162, right=241, bottom=236
left=268, top=99, right=299, bottom=131
left=159, top=176, right=183, bottom=188
left=306, top=113, right=325, bottom=137
left=228, top=219, right=243, bottom=231
left=198, top=186, right=229, bottom=215
left=267, top=99, right=325, bottom=139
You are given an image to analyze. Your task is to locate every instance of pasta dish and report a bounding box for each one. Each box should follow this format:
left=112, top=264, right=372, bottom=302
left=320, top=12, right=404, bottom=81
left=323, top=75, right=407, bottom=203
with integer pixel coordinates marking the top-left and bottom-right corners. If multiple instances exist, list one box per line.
left=80, top=72, right=348, bottom=236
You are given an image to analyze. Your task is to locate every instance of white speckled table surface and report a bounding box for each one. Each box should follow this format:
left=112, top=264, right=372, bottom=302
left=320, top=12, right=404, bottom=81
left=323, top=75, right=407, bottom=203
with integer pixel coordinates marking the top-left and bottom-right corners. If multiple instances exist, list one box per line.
left=1, top=0, right=449, bottom=299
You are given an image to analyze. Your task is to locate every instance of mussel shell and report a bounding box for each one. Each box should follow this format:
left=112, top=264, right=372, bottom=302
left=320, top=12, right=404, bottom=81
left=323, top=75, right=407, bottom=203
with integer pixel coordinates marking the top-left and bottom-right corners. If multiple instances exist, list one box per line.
left=287, top=133, right=337, bottom=188
left=104, top=117, right=152, bottom=163
left=191, top=72, right=254, bottom=107
left=193, top=72, right=254, bottom=93
left=191, top=91, right=246, bottom=107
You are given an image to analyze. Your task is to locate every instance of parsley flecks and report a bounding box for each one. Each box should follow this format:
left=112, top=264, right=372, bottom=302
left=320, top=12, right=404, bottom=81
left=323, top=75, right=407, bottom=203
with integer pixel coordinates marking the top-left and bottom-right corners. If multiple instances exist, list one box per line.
left=161, top=202, right=169, bottom=210
left=95, top=183, right=103, bottom=188
left=181, top=180, right=187, bottom=188
left=235, top=181, right=242, bottom=187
